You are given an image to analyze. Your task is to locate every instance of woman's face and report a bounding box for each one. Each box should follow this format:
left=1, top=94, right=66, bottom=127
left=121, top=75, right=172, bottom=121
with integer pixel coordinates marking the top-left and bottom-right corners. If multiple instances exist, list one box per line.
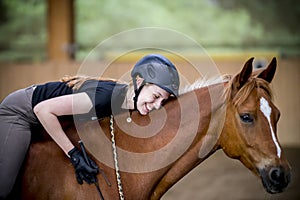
left=136, top=84, right=170, bottom=115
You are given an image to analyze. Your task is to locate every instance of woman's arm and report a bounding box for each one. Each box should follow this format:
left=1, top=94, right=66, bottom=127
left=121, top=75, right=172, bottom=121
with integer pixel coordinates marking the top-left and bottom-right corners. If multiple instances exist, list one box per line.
left=33, top=92, right=93, bottom=156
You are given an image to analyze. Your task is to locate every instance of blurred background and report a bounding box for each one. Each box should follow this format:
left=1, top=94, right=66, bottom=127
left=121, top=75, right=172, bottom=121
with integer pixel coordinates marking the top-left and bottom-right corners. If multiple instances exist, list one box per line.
left=0, top=0, right=299, bottom=61
left=0, top=0, right=299, bottom=199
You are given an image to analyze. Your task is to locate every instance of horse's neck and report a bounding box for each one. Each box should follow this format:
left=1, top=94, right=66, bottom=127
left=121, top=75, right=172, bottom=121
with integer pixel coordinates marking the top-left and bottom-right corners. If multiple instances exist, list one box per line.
left=78, top=83, right=227, bottom=199
left=149, top=83, right=227, bottom=199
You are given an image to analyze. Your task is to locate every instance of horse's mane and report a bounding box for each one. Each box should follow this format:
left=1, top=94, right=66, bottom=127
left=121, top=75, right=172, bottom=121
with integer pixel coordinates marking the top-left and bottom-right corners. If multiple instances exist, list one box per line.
left=179, top=74, right=231, bottom=95
left=225, top=76, right=273, bottom=107
left=179, top=73, right=273, bottom=108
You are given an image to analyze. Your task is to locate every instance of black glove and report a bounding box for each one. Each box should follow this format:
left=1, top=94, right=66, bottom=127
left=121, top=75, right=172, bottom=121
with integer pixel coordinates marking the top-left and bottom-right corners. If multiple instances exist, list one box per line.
left=68, top=147, right=99, bottom=185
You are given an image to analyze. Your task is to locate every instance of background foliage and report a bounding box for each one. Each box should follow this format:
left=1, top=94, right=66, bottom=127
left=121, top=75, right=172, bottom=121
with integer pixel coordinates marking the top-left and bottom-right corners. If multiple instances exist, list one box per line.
left=0, top=0, right=299, bottom=61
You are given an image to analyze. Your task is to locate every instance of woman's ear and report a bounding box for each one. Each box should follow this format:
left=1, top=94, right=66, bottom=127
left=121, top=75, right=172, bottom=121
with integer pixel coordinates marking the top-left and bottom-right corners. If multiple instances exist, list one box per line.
left=136, top=76, right=145, bottom=88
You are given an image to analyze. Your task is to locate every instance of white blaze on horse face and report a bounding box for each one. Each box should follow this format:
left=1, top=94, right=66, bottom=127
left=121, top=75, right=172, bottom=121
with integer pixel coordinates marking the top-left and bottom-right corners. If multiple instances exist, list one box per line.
left=260, top=97, right=281, bottom=158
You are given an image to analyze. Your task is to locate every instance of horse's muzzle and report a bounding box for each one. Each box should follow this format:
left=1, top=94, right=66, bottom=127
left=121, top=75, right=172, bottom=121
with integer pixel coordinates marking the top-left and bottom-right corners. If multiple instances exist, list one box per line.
left=259, top=166, right=291, bottom=194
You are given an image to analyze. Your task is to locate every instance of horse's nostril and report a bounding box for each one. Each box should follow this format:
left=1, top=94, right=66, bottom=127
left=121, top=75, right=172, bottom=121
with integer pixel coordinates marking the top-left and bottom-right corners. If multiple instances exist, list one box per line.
left=269, top=167, right=283, bottom=183
left=260, top=166, right=291, bottom=194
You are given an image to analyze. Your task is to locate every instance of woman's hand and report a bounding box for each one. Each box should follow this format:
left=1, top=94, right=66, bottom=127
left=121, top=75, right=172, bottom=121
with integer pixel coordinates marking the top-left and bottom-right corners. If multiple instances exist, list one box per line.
left=68, top=147, right=99, bottom=184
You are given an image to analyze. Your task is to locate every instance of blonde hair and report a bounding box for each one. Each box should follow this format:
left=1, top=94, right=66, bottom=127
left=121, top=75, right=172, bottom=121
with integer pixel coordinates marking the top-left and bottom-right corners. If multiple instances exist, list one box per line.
left=60, top=75, right=119, bottom=90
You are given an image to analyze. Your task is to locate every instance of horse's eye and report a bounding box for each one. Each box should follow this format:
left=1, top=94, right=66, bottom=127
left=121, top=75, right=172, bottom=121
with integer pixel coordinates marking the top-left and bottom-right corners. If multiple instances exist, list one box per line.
left=240, top=113, right=254, bottom=123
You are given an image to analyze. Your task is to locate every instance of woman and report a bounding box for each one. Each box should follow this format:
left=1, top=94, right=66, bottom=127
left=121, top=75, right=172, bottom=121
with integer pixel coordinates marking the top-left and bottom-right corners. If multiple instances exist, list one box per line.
left=0, top=54, right=180, bottom=198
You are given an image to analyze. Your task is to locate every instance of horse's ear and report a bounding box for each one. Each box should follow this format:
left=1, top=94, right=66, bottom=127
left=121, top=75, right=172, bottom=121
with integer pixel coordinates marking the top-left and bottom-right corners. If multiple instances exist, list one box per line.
left=257, top=57, right=277, bottom=83
left=231, top=57, right=254, bottom=93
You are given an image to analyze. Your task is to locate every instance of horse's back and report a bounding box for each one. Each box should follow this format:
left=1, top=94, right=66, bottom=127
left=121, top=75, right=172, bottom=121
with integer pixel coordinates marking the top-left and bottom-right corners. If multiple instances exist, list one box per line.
left=20, top=119, right=120, bottom=199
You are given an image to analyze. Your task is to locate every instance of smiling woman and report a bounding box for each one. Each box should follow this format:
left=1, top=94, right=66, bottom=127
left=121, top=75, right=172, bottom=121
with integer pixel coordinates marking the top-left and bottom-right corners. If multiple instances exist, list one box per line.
left=133, top=82, right=170, bottom=115
left=0, top=53, right=180, bottom=199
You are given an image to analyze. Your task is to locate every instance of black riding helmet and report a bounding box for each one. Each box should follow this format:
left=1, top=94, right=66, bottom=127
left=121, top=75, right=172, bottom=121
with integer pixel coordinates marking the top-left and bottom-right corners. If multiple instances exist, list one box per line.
left=131, top=54, right=180, bottom=110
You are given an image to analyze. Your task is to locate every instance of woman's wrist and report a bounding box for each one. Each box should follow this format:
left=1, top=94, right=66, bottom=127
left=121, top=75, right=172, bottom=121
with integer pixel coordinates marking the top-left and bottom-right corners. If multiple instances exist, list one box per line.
left=65, top=144, right=75, bottom=157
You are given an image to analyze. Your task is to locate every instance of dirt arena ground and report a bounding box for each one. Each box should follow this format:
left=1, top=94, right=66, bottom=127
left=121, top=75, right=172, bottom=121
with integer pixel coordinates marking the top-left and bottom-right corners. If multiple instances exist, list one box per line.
left=162, top=147, right=300, bottom=200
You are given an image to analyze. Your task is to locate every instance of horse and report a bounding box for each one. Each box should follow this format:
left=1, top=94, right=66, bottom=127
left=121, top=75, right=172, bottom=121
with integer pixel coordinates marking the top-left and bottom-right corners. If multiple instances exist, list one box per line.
left=17, top=57, right=291, bottom=199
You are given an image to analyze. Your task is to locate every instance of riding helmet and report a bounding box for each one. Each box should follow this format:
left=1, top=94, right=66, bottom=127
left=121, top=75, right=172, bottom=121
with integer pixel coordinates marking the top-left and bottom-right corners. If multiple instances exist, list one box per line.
left=131, top=54, right=180, bottom=97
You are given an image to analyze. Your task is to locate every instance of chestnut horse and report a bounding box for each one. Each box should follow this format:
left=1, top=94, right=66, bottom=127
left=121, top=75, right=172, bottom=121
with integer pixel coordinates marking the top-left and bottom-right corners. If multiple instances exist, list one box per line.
left=18, top=57, right=291, bottom=199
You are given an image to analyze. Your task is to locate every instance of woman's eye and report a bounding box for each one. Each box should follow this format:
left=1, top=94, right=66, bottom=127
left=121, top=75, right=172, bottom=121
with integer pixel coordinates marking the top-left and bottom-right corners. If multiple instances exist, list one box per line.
left=240, top=113, right=254, bottom=123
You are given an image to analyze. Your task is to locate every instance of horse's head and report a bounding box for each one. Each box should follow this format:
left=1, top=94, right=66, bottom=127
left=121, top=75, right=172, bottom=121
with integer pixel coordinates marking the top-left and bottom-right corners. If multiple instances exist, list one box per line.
left=219, top=57, right=291, bottom=194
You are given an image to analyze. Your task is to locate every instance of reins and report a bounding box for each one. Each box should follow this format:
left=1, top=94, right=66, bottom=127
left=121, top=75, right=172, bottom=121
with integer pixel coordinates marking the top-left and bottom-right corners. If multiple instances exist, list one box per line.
left=110, top=115, right=125, bottom=200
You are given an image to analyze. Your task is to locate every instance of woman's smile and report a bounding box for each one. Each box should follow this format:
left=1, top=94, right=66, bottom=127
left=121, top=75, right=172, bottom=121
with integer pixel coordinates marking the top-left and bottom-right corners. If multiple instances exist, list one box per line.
left=145, top=103, right=150, bottom=113
left=137, top=84, right=170, bottom=115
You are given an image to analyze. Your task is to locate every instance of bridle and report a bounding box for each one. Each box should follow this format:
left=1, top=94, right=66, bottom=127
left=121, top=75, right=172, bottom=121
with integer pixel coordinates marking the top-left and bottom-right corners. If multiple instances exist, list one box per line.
left=110, top=115, right=125, bottom=200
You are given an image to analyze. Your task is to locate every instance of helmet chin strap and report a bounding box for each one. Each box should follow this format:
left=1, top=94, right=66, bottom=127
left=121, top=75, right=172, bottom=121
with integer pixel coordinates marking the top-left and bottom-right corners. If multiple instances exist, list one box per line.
left=133, top=80, right=145, bottom=110
left=133, top=84, right=144, bottom=110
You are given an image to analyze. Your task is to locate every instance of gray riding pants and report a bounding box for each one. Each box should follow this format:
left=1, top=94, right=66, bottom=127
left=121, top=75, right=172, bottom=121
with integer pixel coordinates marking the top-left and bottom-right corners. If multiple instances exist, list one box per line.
left=0, top=86, right=38, bottom=198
